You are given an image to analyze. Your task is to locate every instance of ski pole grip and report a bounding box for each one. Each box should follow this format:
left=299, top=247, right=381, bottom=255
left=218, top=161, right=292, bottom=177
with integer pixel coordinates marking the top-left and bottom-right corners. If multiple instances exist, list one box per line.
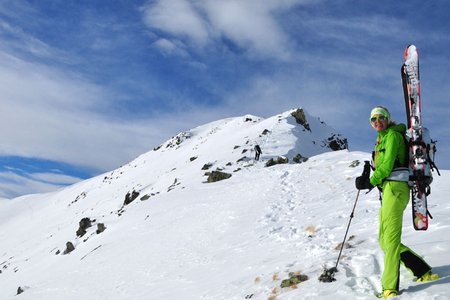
left=362, top=161, right=371, bottom=178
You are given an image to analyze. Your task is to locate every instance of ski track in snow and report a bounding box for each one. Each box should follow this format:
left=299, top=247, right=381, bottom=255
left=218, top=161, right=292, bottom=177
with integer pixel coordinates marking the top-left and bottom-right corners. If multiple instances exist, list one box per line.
left=249, top=156, right=384, bottom=299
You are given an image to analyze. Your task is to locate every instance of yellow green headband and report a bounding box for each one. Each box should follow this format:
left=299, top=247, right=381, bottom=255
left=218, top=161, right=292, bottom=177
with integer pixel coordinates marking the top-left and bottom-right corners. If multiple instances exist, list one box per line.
left=370, top=106, right=390, bottom=121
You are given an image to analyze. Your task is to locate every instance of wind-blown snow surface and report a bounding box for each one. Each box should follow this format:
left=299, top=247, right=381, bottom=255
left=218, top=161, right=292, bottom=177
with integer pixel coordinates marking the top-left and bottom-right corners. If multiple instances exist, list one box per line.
left=1, top=109, right=449, bottom=300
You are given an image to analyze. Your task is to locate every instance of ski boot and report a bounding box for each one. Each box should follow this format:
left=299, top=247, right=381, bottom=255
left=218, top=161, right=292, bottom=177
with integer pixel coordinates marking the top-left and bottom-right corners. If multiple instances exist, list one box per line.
left=375, top=289, right=397, bottom=299
left=417, top=270, right=439, bottom=282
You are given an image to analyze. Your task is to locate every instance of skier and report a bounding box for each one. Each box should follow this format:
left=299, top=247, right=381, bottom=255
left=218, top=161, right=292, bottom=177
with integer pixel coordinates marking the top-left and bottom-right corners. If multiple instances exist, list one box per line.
left=254, top=145, right=262, bottom=161
left=355, top=106, right=438, bottom=299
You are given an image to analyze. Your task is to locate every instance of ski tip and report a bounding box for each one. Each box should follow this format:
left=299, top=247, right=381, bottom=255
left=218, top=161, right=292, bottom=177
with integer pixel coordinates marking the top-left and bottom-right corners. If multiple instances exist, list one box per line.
left=404, top=44, right=418, bottom=61
left=404, top=46, right=410, bottom=60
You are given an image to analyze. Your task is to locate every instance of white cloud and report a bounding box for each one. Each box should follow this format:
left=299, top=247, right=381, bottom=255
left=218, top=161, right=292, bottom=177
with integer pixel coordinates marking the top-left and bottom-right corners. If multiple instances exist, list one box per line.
left=141, top=0, right=304, bottom=60
left=154, top=38, right=177, bottom=52
left=0, top=169, right=83, bottom=199
left=0, top=50, right=171, bottom=172
left=153, top=38, right=189, bottom=57
left=141, top=0, right=209, bottom=46
left=0, top=20, right=78, bottom=65
left=29, top=172, right=82, bottom=185
left=299, top=14, right=407, bottom=48
left=0, top=171, right=66, bottom=199
left=202, top=0, right=294, bottom=59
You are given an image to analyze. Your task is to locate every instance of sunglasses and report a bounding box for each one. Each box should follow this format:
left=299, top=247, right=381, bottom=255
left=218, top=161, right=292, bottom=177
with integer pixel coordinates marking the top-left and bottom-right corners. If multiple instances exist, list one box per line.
left=370, top=115, right=387, bottom=123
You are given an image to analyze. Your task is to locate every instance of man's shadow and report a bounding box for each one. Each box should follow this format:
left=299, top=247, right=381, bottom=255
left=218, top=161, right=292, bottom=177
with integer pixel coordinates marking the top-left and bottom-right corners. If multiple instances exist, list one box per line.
left=403, top=265, right=450, bottom=293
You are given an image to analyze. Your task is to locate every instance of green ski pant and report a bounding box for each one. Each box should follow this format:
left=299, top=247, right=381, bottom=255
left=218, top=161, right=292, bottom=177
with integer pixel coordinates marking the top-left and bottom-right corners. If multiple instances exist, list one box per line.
left=379, top=181, right=431, bottom=291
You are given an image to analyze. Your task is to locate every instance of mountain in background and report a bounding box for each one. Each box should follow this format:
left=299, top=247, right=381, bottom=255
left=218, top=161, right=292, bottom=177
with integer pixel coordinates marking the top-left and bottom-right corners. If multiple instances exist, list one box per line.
left=1, top=108, right=448, bottom=300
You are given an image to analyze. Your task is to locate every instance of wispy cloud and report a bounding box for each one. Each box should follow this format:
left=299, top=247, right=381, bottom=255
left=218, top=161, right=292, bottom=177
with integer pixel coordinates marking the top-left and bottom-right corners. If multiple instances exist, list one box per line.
left=0, top=45, right=186, bottom=177
left=142, top=0, right=210, bottom=46
left=153, top=38, right=189, bottom=57
left=0, top=170, right=79, bottom=199
left=302, top=15, right=406, bottom=43
left=29, top=172, right=82, bottom=185
left=141, top=0, right=305, bottom=60
left=0, top=19, right=79, bottom=65
left=201, top=0, right=296, bottom=59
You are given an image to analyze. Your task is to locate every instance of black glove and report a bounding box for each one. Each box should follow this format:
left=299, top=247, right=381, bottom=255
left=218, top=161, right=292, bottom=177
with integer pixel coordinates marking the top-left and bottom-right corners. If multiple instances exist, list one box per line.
left=355, top=176, right=373, bottom=190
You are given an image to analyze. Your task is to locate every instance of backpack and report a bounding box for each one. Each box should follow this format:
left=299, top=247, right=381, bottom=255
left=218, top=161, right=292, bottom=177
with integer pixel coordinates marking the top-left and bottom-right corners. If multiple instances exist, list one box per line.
left=376, top=125, right=440, bottom=190
left=404, top=127, right=440, bottom=195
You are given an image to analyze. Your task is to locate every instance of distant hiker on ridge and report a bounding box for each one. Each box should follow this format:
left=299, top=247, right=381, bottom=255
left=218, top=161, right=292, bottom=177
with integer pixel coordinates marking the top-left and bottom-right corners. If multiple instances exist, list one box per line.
left=355, top=106, right=438, bottom=299
left=254, top=145, right=262, bottom=161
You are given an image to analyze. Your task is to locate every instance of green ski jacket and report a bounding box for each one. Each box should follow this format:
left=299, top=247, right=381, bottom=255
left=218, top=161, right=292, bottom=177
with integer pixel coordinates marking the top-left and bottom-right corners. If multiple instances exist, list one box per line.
left=370, top=123, right=407, bottom=187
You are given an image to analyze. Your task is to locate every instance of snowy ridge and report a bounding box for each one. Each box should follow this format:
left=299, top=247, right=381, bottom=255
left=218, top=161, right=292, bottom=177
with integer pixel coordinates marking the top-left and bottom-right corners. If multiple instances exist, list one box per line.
left=1, top=109, right=449, bottom=299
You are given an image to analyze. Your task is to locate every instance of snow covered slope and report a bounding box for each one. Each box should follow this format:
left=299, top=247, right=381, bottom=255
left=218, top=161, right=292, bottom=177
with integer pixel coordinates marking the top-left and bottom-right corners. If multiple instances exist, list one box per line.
left=1, top=109, right=449, bottom=300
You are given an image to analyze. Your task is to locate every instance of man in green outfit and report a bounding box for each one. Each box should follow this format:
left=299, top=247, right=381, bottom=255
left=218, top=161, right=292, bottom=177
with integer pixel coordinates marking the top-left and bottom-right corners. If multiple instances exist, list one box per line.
left=355, top=106, right=438, bottom=299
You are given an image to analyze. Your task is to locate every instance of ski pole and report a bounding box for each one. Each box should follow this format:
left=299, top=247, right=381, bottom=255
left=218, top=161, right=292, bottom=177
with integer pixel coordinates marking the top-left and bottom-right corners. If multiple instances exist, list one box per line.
left=334, top=189, right=361, bottom=269
left=319, top=161, right=371, bottom=282
left=319, top=161, right=370, bottom=282
left=319, top=188, right=362, bottom=282
left=334, top=161, right=370, bottom=269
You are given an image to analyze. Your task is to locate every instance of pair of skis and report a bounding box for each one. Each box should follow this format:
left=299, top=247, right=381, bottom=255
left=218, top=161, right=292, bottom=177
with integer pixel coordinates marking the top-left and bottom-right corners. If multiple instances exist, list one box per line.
left=401, top=45, right=439, bottom=231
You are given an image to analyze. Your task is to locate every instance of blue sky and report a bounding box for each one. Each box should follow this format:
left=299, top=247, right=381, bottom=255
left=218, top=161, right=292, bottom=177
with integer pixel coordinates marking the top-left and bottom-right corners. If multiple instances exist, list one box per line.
left=1, top=0, right=449, bottom=199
